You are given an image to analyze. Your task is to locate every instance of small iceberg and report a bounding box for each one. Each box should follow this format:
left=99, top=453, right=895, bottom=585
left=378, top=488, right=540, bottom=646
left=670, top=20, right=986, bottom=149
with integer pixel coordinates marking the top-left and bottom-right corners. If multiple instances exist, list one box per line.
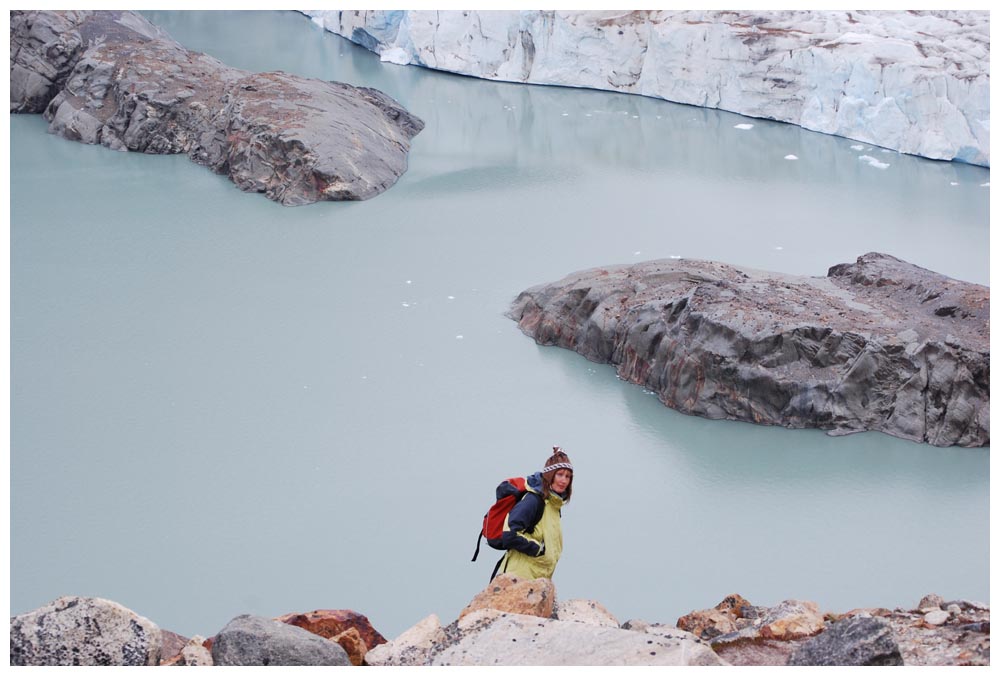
left=784, top=154, right=798, bottom=160
left=850, top=144, right=865, bottom=151
left=858, top=155, right=890, bottom=169
left=734, top=123, right=754, bottom=130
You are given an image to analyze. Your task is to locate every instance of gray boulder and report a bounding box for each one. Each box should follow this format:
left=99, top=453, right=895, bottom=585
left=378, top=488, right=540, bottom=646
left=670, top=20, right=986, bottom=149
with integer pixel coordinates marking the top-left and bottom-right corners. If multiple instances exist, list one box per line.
left=10, top=596, right=162, bottom=666
left=788, top=616, right=903, bottom=666
left=10, top=10, right=423, bottom=205
left=509, top=252, right=989, bottom=447
left=210, top=614, right=351, bottom=666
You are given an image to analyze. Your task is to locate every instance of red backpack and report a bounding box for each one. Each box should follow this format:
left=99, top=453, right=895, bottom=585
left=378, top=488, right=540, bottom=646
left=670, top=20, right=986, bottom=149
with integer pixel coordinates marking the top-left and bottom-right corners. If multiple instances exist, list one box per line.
left=471, top=476, right=529, bottom=562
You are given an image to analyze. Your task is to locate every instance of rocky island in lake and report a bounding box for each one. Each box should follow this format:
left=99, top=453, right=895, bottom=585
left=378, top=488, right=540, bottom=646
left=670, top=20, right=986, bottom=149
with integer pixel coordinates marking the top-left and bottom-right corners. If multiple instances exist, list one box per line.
left=10, top=580, right=989, bottom=666
left=509, top=253, right=989, bottom=447
left=10, top=10, right=424, bottom=205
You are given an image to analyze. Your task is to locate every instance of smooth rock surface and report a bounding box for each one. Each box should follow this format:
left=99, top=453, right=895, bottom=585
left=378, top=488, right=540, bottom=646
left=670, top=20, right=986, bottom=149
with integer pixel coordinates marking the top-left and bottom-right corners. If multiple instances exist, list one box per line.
left=210, top=614, right=351, bottom=666
left=9, top=596, right=162, bottom=666
left=788, top=616, right=903, bottom=666
left=458, top=574, right=556, bottom=621
left=305, top=10, right=989, bottom=165
left=509, top=252, right=989, bottom=447
left=364, top=614, right=446, bottom=667
left=10, top=10, right=423, bottom=205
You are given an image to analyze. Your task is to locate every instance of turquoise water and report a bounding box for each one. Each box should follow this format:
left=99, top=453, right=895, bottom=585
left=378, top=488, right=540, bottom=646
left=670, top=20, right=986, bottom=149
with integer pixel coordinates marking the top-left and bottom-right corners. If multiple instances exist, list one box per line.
left=10, top=10, right=989, bottom=640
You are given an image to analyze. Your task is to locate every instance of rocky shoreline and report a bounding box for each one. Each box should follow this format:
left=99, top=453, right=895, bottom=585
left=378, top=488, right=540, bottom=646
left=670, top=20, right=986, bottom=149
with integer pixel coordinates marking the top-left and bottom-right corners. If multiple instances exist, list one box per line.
left=508, top=253, right=989, bottom=447
left=10, top=578, right=989, bottom=666
left=304, top=10, right=990, bottom=166
left=10, top=10, right=424, bottom=205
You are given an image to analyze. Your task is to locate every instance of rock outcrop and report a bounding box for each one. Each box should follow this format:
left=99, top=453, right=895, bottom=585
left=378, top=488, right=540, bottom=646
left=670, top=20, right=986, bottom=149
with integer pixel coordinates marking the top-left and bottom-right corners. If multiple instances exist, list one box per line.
left=508, top=253, right=989, bottom=447
left=9, top=589, right=988, bottom=666
left=788, top=616, right=903, bottom=666
left=10, top=10, right=423, bottom=205
left=372, top=609, right=723, bottom=666
left=210, top=614, right=351, bottom=666
left=305, top=10, right=989, bottom=166
left=275, top=609, right=387, bottom=666
left=458, top=573, right=556, bottom=621
left=9, top=596, right=162, bottom=666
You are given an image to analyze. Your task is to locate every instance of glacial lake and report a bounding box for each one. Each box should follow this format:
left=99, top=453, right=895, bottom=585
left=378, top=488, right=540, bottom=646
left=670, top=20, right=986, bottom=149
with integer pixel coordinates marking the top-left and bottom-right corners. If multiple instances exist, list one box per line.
left=10, top=10, right=990, bottom=639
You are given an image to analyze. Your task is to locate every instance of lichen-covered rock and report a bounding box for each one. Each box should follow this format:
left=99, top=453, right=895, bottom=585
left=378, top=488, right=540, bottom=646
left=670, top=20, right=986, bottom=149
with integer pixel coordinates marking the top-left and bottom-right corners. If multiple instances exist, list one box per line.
left=788, top=616, right=903, bottom=666
left=677, top=594, right=753, bottom=639
left=430, top=609, right=724, bottom=666
left=10, top=10, right=423, bottom=205
left=509, top=253, right=989, bottom=447
left=9, top=596, right=162, bottom=666
left=305, top=10, right=989, bottom=166
left=553, top=599, right=619, bottom=627
left=210, top=614, right=350, bottom=666
left=458, top=574, right=556, bottom=621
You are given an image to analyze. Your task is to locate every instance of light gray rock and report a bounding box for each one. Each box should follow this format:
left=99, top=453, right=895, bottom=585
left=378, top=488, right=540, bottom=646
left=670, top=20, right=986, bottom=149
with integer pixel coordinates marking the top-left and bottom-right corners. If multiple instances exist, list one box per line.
left=924, top=610, right=950, bottom=626
left=365, top=614, right=446, bottom=667
left=509, top=252, right=989, bottom=447
left=9, top=596, right=162, bottom=666
left=304, top=10, right=989, bottom=166
left=10, top=10, right=423, bottom=205
left=788, top=616, right=903, bottom=666
left=918, top=593, right=946, bottom=610
left=429, top=609, right=725, bottom=666
left=553, top=599, right=620, bottom=628
left=210, top=614, right=351, bottom=666
left=179, top=636, right=213, bottom=666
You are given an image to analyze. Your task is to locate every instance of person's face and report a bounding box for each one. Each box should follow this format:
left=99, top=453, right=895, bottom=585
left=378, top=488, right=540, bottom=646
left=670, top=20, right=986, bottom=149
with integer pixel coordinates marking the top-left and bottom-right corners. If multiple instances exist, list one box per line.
left=551, top=469, right=572, bottom=493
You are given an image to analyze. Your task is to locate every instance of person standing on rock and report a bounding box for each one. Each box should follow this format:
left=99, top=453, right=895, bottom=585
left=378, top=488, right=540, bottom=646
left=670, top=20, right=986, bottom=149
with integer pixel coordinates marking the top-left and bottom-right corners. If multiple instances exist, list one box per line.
left=494, top=448, right=574, bottom=581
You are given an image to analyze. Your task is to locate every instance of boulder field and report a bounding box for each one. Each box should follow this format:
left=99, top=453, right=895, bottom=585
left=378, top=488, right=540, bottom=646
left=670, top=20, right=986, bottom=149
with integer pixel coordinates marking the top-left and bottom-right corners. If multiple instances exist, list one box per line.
left=10, top=10, right=424, bottom=205
left=9, top=582, right=988, bottom=666
left=508, top=253, right=989, bottom=448
left=305, top=10, right=989, bottom=166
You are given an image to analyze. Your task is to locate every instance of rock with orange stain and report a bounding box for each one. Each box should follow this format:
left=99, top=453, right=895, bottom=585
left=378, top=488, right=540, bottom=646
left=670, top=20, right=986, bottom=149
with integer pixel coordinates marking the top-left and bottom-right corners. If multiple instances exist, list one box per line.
left=275, top=609, right=387, bottom=652
left=458, top=574, right=556, bottom=621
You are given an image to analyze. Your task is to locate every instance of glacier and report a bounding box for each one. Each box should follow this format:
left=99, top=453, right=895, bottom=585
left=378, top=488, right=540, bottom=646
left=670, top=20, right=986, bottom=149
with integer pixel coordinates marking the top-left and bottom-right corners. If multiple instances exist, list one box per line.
left=301, top=9, right=989, bottom=166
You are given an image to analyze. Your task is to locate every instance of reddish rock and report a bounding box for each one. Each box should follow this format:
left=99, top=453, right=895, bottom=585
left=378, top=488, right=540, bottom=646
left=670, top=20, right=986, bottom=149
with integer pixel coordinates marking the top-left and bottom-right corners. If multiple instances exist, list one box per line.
left=758, top=600, right=825, bottom=640
left=275, top=609, right=387, bottom=651
left=458, top=574, right=556, bottom=621
left=331, top=628, right=367, bottom=666
left=158, top=629, right=189, bottom=665
left=676, top=594, right=753, bottom=639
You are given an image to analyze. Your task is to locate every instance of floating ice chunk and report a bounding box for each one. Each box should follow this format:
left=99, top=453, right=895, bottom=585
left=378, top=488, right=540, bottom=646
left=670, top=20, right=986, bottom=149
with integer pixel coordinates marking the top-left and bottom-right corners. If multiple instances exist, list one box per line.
left=585, top=113, right=592, bottom=117
left=361, top=375, right=367, bottom=380
left=656, top=115, right=662, bottom=119
left=447, top=295, right=456, bottom=300
left=632, top=115, right=639, bottom=119
left=950, top=182, right=959, bottom=186
left=633, top=250, right=641, bottom=256
left=401, top=302, right=410, bottom=308
left=858, top=155, right=890, bottom=169
left=775, top=246, right=784, bottom=250
left=669, top=255, right=682, bottom=259
left=981, top=182, right=990, bottom=187
left=406, top=280, right=412, bottom=284
left=850, top=144, right=865, bottom=151
left=562, top=112, right=569, bottom=116
left=784, top=154, right=798, bottom=160
left=881, top=148, right=892, bottom=153
left=456, top=335, right=464, bottom=340
left=734, top=123, right=754, bottom=130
